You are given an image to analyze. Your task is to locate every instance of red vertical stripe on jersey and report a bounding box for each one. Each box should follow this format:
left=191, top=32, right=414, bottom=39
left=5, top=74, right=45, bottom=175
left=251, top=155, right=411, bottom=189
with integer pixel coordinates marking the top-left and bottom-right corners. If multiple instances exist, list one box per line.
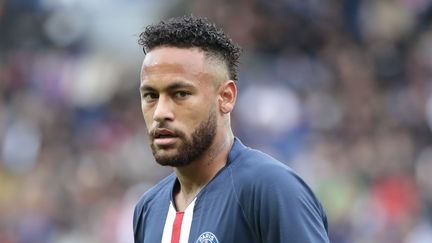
left=171, top=212, right=185, bottom=243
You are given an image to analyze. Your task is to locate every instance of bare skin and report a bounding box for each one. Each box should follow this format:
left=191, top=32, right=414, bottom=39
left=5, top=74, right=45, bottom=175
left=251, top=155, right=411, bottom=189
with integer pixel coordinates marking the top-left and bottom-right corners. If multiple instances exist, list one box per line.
left=140, top=47, right=237, bottom=211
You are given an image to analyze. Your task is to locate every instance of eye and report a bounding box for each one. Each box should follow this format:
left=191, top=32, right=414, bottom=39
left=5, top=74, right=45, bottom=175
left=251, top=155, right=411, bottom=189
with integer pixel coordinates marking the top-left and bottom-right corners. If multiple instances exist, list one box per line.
left=174, top=91, right=190, bottom=99
left=142, top=92, right=159, bottom=102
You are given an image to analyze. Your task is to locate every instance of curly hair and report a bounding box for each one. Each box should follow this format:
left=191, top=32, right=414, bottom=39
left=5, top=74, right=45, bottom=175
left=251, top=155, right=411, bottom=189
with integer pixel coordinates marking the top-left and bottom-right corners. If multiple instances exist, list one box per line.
left=138, top=15, right=241, bottom=81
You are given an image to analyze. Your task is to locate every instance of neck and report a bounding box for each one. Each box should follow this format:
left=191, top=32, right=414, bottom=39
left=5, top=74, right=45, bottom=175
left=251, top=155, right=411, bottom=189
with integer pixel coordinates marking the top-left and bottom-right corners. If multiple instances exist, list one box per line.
left=173, top=130, right=234, bottom=211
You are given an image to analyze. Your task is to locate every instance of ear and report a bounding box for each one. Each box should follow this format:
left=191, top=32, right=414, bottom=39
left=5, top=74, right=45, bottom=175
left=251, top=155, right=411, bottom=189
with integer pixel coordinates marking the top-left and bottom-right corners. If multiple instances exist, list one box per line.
left=218, top=80, right=237, bottom=114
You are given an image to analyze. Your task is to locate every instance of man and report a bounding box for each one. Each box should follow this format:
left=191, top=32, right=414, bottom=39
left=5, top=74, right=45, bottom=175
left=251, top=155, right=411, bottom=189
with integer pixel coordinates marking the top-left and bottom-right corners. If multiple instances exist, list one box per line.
left=133, top=15, right=329, bottom=243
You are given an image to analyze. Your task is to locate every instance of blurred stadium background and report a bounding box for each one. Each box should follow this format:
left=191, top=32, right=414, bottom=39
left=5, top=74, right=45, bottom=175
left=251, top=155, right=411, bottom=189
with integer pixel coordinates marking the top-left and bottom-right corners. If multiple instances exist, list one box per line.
left=1, top=0, right=432, bottom=242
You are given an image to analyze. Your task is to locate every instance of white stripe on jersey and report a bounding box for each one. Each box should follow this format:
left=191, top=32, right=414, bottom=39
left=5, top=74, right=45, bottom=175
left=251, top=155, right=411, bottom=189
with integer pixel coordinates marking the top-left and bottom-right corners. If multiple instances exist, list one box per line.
left=161, top=198, right=196, bottom=243
left=179, top=198, right=196, bottom=243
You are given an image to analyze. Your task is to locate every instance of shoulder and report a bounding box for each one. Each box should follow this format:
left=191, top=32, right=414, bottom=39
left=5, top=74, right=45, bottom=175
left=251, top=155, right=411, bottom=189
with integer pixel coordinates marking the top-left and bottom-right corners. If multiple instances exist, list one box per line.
left=230, top=143, right=303, bottom=190
left=133, top=173, right=175, bottom=240
left=224, top=139, right=329, bottom=240
left=229, top=140, right=325, bottom=216
left=134, top=173, right=175, bottom=215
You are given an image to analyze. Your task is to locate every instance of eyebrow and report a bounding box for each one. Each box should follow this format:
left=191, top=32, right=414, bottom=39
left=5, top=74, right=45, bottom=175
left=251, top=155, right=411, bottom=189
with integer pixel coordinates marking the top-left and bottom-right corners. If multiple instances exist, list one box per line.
left=139, top=81, right=196, bottom=93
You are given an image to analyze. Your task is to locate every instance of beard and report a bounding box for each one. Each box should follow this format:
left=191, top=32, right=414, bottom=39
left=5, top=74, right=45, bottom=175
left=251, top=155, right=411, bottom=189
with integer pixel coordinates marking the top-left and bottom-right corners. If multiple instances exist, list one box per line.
left=150, top=109, right=217, bottom=167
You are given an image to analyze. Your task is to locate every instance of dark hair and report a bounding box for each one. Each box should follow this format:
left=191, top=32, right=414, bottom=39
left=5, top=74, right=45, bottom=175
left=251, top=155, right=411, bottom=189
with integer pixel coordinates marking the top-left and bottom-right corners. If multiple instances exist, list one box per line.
left=138, top=15, right=241, bottom=81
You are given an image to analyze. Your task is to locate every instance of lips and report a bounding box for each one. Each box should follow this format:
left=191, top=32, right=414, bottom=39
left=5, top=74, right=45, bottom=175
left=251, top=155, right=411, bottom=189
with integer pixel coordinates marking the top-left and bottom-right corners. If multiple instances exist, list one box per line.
left=154, top=128, right=177, bottom=138
left=153, top=128, right=179, bottom=146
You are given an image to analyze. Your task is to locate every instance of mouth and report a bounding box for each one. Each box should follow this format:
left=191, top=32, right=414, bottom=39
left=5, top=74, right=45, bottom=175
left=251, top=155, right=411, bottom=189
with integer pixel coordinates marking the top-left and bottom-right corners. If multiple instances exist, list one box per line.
left=153, top=128, right=179, bottom=146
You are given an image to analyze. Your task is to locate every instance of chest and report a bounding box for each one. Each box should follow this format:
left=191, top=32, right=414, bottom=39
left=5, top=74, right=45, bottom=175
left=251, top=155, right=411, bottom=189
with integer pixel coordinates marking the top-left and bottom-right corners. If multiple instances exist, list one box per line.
left=138, top=190, right=257, bottom=243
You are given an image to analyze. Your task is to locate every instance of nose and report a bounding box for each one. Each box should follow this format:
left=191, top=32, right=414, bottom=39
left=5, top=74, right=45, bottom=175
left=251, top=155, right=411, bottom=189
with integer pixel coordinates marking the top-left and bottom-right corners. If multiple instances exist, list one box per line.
left=153, top=95, right=174, bottom=122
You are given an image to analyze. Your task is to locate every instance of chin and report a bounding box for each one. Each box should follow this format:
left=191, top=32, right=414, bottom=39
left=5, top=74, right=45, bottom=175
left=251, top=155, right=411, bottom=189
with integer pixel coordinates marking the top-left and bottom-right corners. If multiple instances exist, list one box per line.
left=154, top=156, right=191, bottom=167
left=153, top=149, right=196, bottom=167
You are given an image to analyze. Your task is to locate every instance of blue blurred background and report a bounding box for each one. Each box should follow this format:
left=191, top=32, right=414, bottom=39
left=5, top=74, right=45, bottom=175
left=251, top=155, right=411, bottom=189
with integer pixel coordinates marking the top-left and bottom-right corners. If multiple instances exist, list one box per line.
left=2, top=0, right=432, bottom=242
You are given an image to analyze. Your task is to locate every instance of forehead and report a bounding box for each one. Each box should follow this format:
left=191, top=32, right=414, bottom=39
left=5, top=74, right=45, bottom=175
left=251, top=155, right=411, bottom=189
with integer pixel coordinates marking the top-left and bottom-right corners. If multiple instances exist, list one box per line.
left=141, top=47, right=206, bottom=82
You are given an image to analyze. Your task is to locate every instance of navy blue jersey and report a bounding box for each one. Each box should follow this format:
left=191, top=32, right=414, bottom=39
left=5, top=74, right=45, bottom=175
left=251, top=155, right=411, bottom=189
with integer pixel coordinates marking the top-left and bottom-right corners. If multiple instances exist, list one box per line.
left=133, top=138, right=329, bottom=243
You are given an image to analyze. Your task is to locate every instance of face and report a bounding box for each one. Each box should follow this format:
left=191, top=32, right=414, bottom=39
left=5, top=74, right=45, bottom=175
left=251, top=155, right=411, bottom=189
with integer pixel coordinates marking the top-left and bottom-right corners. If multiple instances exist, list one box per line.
left=140, top=47, right=220, bottom=167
